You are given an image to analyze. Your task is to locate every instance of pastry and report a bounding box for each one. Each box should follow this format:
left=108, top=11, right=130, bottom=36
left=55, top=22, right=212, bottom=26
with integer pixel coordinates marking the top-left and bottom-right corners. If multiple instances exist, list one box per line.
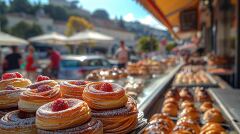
left=161, top=102, right=179, bottom=117
left=200, top=122, right=227, bottom=134
left=164, top=89, right=180, bottom=101
left=36, top=99, right=92, bottom=130
left=0, top=72, right=31, bottom=90
left=92, top=97, right=138, bottom=134
left=18, top=82, right=61, bottom=113
left=0, top=110, right=36, bottom=134
left=163, top=97, right=179, bottom=106
left=203, top=108, right=224, bottom=123
left=0, top=86, right=28, bottom=109
left=196, top=89, right=212, bottom=103
left=27, top=75, right=58, bottom=89
left=200, top=102, right=213, bottom=113
left=179, top=89, right=193, bottom=101
left=180, top=100, right=195, bottom=109
left=60, top=80, right=90, bottom=99
left=83, top=82, right=128, bottom=110
left=173, top=117, right=200, bottom=134
left=144, top=114, right=175, bottom=134
left=179, top=107, right=200, bottom=121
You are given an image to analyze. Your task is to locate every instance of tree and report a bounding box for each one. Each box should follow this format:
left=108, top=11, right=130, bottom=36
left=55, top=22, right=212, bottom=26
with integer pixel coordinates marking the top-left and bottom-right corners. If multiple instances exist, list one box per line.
left=0, top=1, right=8, bottom=14
left=65, top=16, right=93, bottom=36
left=43, top=5, right=68, bottom=21
left=92, top=9, right=109, bottom=20
left=10, top=21, right=43, bottom=39
left=9, top=0, right=32, bottom=14
left=137, top=36, right=159, bottom=53
left=0, top=15, right=8, bottom=32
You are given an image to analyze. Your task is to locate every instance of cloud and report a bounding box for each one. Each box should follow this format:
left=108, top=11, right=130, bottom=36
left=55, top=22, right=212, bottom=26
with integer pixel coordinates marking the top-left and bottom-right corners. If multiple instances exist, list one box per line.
left=123, top=13, right=135, bottom=22
left=123, top=13, right=167, bottom=30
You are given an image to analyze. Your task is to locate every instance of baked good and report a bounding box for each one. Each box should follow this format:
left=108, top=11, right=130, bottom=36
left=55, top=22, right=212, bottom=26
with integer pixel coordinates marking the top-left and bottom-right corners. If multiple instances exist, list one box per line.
left=179, top=107, right=200, bottom=121
left=18, top=82, right=61, bottom=113
left=37, top=118, right=103, bottom=134
left=92, top=97, right=138, bottom=134
left=180, top=100, right=195, bottom=109
left=173, top=117, right=200, bottom=134
left=200, top=102, right=213, bottom=113
left=179, top=89, right=193, bottom=101
left=60, top=80, right=90, bottom=99
left=86, top=71, right=101, bottom=81
left=82, top=82, right=128, bottom=110
left=161, top=102, right=179, bottom=117
left=36, top=99, right=92, bottom=130
left=144, top=114, right=175, bottom=134
left=0, top=86, right=28, bottom=109
left=163, top=97, right=179, bottom=106
left=0, top=110, right=36, bottom=133
left=195, top=88, right=212, bottom=103
left=164, top=89, right=180, bottom=101
left=0, top=72, right=31, bottom=90
left=200, top=122, right=227, bottom=134
left=203, top=108, right=224, bottom=123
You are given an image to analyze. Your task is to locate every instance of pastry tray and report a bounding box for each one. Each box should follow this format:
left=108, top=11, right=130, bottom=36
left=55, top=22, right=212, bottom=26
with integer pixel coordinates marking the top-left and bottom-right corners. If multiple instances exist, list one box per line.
left=172, top=73, right=219, bottom=88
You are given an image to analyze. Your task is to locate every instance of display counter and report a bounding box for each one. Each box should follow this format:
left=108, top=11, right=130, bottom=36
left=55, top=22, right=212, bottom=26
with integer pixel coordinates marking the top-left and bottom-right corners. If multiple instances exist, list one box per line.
left=209, top=88, right=240, bottom=133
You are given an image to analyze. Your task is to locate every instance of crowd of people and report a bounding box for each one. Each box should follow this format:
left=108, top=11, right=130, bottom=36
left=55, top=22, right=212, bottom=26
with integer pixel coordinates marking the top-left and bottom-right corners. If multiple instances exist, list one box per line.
left=2, top=46, right=61, bottom=80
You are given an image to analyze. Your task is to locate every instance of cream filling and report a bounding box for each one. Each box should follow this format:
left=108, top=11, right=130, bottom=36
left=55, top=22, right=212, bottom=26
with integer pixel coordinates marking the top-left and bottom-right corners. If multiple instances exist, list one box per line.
left=18, top=99, right=45, bottom=112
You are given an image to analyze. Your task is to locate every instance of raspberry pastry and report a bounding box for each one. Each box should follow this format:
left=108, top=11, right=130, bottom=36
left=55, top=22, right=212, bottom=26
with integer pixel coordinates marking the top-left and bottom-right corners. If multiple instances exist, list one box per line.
left=82, top=82, right=128, bottom=110
left=60, top=80, right=90, bottom=99
left=0, top=72, right=31, bottom=90
left=92, top=97, right=138, bottom=134
left=18, top=83, right=61, bottom=113
left=27, top=75, right=58, bottom=89
left=36, top=98, right=103, bottom=134
left=0, top=86, right=28, bottom=109
left=0, top=110, right=36, bottom=134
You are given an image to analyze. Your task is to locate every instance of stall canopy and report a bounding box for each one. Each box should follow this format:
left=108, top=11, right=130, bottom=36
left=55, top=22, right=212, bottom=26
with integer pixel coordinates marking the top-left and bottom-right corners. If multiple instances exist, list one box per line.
left=0, top=32, right=28, bottom=46
left=138, top=0, right=200, bottom=39
left=28, top=32, right=67, bottom=45
left=68, top=30, right=113, bottom=44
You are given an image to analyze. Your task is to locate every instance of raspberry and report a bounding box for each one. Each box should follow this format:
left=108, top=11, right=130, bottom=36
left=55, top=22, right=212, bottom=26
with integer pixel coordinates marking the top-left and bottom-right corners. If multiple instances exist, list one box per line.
left=15, top=72, right=23, bottom=78
left=74, top=81, right=86, bottom=86
left=95, top=83, right=102, bottom=90
left=37, top=85, right=52, bottom=92
left=36, top=75, right=50, bottom=82
left=52, top=99, right=69, bottom=112
left=2, top=73, right=17, bottom=80
left=99, top=83, right=113, bottom=92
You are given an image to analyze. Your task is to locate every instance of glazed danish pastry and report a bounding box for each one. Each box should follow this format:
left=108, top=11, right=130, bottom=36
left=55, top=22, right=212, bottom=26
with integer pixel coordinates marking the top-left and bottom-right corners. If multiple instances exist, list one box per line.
left=161, top=102, right=179, bottom=117
left=144, top=114, right=175, bottom=134
left=203, top=108, right=224, bottom=123
left=179, top=107, right=200, bottom=121
left=200, top=122, right=227, bottom=134
left=164, top=89, right=180, bottom=101
left=92, top=97, right=138, bottom=134
left=36, top=99, right=92, bottom=130
left=82, top=82, right=128, bottom=110
left=200, top=102, right=213, bottom=113
left=60, top=80, right=90, bottom=99
left=0, top=72, right=32, bottom=90
left=173, top=117, right=200, bottom=134
left=0, top=110, right=36, bottom=134
left=18, top=84, right=61, bottom=113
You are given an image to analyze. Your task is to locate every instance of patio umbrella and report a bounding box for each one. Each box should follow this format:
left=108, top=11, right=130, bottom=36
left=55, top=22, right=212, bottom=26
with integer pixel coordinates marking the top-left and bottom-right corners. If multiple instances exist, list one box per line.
left=28, top=32, right=67, bottom=45
left=0, top=32, right=28, bottom=46
left=68, top=30, right=113, bottom=44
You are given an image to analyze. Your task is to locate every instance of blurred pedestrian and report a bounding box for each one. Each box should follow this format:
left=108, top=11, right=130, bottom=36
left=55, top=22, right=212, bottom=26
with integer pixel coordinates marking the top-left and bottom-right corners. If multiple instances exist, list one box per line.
left=3, top=46, right=22, bottom=72
left=47, top=47, right=61, bottom=79
left=25, top=46, right=38, bottom=80
left=115, top=40, right=129, bottom=68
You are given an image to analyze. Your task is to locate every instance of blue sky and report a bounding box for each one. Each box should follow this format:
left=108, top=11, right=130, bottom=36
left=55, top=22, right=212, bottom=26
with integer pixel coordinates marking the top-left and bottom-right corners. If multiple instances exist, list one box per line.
left=3, top=0, right=166, bottom=30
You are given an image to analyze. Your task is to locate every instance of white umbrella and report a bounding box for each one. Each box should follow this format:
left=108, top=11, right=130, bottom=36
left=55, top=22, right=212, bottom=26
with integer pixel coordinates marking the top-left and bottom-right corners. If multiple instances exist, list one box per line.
left=28, top=32, right=67, bottom=45
left=68, top=30, right=113, bottom=44
left=0, top=32, right=28, bottom=46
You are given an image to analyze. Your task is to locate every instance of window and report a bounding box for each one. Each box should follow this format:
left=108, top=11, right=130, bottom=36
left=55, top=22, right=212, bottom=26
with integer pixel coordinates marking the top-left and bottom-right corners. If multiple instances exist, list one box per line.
left=61, top=60, right=80, bottom=67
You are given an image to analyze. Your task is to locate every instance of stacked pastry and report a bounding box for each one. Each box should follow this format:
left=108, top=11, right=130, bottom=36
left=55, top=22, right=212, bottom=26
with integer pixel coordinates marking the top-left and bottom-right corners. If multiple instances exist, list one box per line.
left=60, top=80, right=90, bottom=99
left=161, top=88, right=180, bottom=117
left=0, top=72, right=34, bottom=133
left=36, top=98, right=103, bottom=133
left=83, top=82, right=138, bottom=134
left=143, top=113, right=175, bottom=133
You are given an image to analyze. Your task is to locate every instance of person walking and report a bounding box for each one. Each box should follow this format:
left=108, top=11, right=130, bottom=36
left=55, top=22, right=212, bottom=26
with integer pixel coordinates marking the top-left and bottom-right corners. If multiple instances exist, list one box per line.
left=25, top=46, right=38, bottom=80
left=115, top=40, right=129, bottom=68
left=3, top=46, right=22, bottom=72
left=47, top=47, right=61, bottom=79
